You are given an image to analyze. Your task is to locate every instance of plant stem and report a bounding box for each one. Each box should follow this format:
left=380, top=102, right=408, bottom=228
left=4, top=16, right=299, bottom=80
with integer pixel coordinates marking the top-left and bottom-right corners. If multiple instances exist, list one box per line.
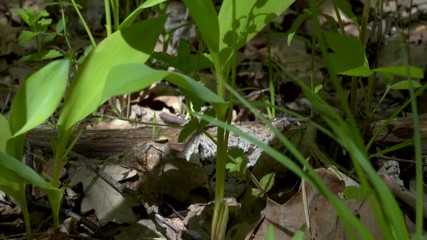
left=104, top=0, right=112, bottom=36
left=267, top=30, right=275, bottom=119
left=71, top=0, right=96, bottom=47
left=21, top=195, right=33, bottom=239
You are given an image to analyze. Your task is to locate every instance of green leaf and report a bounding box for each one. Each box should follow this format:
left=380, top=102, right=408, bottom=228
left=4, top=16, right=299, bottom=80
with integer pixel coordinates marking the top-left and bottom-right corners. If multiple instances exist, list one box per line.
left=103, top=63, right=227, bottom=114
left=58, top=16, right=167, bottom=132
left=343, top=185, right=366, bottom=201
left=218, top=0, right=294, bottom=63
left=390, top=80, right=422, bottom=90
left=183, top=0, right=219, bottom=53
left=44, top=32, right=57, bottom=42
left=9, top=59, right=69, bottom=137
left=265, top=224, right=276, bottom=240
left=37, top=17, right=52, bottom=26
left=56, top=18, right=65, bottom=33
left=333, top=0, right=358, bottom=26
left=0, top=151, right=57, bottom=191
left=153, top=39, right=213, bottom=73
left=14, top=8, right=33, bottom=26
left=120, top=0, right=167, bottom=28
left=20, top=49, right=63, bottom=61
left=0, top=115, right=11, bottom=152
left=252, top=172, right=275, bottom=197
left=18, top=30, right=39, bottom=45
left=372, top=66, right=424, bottom=79
left=325, top=32, right=371, bottom=77
left=287, top=12, right=309, bottom=46
left=226, top=147, right=247, bottom=176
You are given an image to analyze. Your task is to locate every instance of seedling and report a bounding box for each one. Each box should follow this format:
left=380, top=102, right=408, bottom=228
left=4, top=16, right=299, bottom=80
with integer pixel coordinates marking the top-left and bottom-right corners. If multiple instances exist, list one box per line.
left=15, top=7, right=64, bottom=61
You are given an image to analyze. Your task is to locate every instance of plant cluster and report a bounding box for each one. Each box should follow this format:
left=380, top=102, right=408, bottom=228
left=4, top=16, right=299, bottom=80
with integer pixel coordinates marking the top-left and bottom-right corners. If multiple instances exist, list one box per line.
left=0, top=0, right=425, bottom=239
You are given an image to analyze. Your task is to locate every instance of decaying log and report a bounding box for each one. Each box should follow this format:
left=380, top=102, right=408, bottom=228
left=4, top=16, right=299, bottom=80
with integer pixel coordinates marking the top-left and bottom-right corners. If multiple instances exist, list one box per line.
left=27, top=127, right=186, bottom=159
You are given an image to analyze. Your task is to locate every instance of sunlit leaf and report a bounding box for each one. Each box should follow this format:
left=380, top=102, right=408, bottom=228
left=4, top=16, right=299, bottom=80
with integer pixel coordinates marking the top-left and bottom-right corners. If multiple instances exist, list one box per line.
left=218, top=0, right=294, bottom=63
left=104, top=63, right=227, bottom=115
left=58, top=16, right=167, bottom=131
left=9, top=59, right=69, bottom=137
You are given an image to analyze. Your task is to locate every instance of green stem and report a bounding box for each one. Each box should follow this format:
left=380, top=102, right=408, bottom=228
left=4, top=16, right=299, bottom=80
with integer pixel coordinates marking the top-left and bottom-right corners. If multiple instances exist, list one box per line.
left=21, top=194, right=33, bottom=239
left=104, top=0, right=112, bottom=36
left=267, top=31, right=275, bottom=119
left=71, top=0, right=96, bottom=47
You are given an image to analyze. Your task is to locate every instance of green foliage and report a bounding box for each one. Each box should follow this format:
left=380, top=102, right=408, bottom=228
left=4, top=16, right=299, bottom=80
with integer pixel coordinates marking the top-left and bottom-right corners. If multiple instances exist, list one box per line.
left=15, top=7, right=64, bottom=61
left=325, top=32, right=371, bottom=77
left=119, top=0, right=167, bottom=28
left=152, top=39, right=213, bottom=74
left=226, top=148, right=247, bottom=176
left=0, top=59, right=68, bottom=238
left=343, top=186, right=366, bottom=201
left=57, top=16, right=168, bottom=132
left=265, top=224, right=276, bottom=240
left=251, top=172, right=275, bottom=197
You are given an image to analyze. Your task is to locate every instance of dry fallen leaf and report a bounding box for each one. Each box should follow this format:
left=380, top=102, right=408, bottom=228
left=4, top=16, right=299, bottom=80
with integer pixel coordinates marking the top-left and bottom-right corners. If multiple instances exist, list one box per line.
left=68, top=161, right=139, bottom=225
left=252, top=168, right=383, bottom=240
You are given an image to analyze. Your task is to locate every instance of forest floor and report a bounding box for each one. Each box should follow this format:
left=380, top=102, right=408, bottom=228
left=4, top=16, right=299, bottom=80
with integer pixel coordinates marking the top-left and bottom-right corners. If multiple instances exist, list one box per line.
left=1, top=0, right=427, bottom=239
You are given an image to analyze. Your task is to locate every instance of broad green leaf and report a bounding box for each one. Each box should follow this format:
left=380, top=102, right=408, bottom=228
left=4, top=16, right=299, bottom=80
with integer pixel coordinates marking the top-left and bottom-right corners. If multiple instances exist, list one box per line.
left=104, top=63, right=227, bottom=115
left=0, top=115, right=11, bottom=151
left=390, top=80, right=422, bottom=90
left=120, top=0, right=167, bottom=28
left=18, top=30, right=39, bottom=45
left=372, top=66, right=424, bottom=79
left=9, top=59, right=69, bottom=137
left=58, top=16, right=167, bottom=131
left=0, top=172, right=26, bottom=207
left=218, top=0, right=294, bottom=63
left=0, top=151, right=57, bottom=190
left=182, top=0, right=219, bottom=53
left=325, top=32, right=371, bottom=77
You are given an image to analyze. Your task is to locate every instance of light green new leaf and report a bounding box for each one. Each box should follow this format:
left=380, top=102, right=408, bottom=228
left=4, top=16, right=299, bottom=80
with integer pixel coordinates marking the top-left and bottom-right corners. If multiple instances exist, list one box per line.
left=104, top=63, right=227, bottom=114
left=119, top=0, right=167, bottom=29
left=218, top=0, right=294, bottom=63
left=9, top=59, right=69, bottom=137
left=0, top=115, right=11, bottom=152
left=325, top=32, right=371, bottom=77
left=372, top=66, right=424, bottom=79
left=182, top=0, right=219, bottom=53
left=58, top=16, right=167, bottom=131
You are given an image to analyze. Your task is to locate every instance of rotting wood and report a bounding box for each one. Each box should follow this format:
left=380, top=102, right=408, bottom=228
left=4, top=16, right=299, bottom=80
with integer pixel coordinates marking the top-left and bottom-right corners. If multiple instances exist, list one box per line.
left=27, top=127, right=187, bottom=159
left=26, top=116, right=427, bottom=159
